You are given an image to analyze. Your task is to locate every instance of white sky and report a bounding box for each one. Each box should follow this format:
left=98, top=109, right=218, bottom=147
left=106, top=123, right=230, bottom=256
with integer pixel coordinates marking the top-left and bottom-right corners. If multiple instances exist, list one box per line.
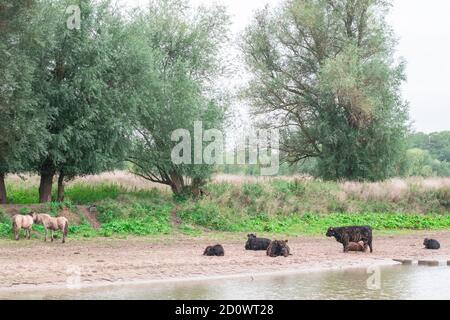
left=123, top=0, right=450, bottom=133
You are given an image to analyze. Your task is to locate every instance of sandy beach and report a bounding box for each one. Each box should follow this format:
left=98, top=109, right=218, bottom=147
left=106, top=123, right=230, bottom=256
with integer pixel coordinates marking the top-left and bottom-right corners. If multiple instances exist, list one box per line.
left=1, top=231, right=450, bottom=293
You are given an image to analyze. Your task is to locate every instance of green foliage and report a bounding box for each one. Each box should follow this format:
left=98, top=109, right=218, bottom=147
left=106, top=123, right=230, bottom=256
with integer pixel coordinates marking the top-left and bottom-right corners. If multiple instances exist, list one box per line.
left=95, top=198, right=172, bottom=235
left=127, top=0, right=230, bottom=195
left=0, top=207, right=9, bottom=224
left=176, top=205, right=450, bottom=235
left=242, top=0, right=409, bottom=181
left=47, top=200, right=74, bottom=216
left=2, top=179, right=450, bottom=239
left=5, top=182, right=124, bottom=205
left=242, top=183, right=265, bottom=198
left=96, top=200, right=127, bottom=223
left=18, top=0, right=137, bottom=202
left=62, top=184, right=123, bottom=204
left=402, top=132, right=450, bottom=177
left=409, top=132, right=450, bottom=163
left=271, top=180, right=306, bottom=197
left=19, top=207, right=31, bottom=215
left=5, top=183, right=38, bottom=204
left=0, top=222, right=11, bottom=237
left=0, top=0, right=47, bottom=175
left=177, top=202, right=235, bottom=231
left=399, top=148, right=450, bottom=177
left=101, top=216, right=171, bottom=236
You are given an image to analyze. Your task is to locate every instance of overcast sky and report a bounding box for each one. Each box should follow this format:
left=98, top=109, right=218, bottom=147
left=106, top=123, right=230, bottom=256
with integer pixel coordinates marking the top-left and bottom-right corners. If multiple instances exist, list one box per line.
left=124, top=0, right=450, bottom=133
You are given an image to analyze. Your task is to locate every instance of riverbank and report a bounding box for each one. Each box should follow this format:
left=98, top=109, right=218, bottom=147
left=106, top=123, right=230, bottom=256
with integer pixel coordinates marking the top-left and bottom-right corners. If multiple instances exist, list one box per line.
left=2, top=174, right=450, bottom=240
left=1, top=231, right=449, bottom=294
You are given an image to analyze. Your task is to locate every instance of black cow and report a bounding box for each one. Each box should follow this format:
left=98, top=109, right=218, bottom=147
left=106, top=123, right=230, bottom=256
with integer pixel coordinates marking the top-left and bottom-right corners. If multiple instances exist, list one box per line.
left=326, top=226, right=373, bottom=253
left=266, top=240, right=291, bottom=258
left=203, top=244, right=225, bottom=256
left=424, top=238, right=440, bottom=250
left=245, top=234, right=271, bottom=251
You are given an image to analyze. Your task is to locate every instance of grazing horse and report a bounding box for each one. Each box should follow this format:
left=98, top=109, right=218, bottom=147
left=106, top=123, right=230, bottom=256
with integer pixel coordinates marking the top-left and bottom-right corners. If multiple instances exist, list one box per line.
left=12, top=214, right=34, bottom=240
left=31, top=213, right=69, bottom=243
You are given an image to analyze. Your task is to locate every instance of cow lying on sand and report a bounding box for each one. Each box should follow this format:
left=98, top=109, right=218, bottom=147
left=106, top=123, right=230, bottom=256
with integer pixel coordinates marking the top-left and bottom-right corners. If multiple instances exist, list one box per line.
left=12, top=214, right=34, bottom=240
left=31, top=213, right=69, bottom=243
left=245, top=234, right=271, bottom=251
left=326, top=226, right=373, bottom=253
left=424, top=238, right=440, bottom=250
left=266, top=240, right=291, bottom=258
left=203, top=244, right=225, bottom=256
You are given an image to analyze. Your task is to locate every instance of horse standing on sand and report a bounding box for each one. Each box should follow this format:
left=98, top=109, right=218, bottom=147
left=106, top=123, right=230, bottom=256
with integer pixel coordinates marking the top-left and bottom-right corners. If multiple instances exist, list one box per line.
left=12, top=214, right=34, bottom=240
left=31, top=213, right=69, bottom=243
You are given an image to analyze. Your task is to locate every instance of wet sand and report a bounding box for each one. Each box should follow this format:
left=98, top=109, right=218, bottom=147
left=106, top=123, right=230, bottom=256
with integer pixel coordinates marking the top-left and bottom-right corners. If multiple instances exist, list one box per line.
left=1, top=231, right=449, bottom=292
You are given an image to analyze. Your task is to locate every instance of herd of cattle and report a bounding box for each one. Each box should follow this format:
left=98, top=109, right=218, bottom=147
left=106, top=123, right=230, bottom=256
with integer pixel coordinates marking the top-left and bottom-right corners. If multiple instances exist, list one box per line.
left=204, top=226, right=442, bottom=257
left=11, top=214, right=441, bottom=255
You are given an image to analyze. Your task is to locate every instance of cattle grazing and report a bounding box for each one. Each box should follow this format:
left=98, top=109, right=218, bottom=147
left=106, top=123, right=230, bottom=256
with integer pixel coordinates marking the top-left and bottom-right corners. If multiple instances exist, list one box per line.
left=12, top=214, right=34, bottom=240
left=326, top=226, right=373, bottom=253
left=31, top=213, right=69, bottom=243
left=245, top=234, right=271, bottom=251
left=423, top=238, right=440, bottom=250
left=266, top=240, right=291, bottom=258
left=203, top=244, right=225, bottom=256
left=346, top=241, right=367, bottom=252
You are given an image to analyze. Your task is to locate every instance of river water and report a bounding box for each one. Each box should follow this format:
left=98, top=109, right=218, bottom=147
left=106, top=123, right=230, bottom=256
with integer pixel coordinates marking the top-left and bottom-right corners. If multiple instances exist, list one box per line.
left=2, top=265, right=450, bottom=300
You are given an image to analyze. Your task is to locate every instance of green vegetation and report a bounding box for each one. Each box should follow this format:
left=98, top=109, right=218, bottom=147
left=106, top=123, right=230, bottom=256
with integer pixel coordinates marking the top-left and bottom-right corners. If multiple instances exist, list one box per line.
left=1, top=179, right=450, bottom=239
left=402, top=132, right=450, bottom=177
left=5, top=183, right=124, bottom=205
left=0, top=0, right=229, bottom=204
left=127, top=1, right=229, bottom=196
left=242, top=0, right=409, bottom=181
left=0, top=1, right=449, bottom=242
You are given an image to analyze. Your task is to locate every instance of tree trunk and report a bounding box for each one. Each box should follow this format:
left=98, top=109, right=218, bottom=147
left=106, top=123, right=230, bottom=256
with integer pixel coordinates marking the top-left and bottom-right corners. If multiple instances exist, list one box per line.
left=0, top=173, right=7, bottom=204
left=169, top=172, right=185, bottom=195
left=57, top=172, right=65, bottom=202
left=39, top=171, right=55, bottom=203
left=189, top=177, right=203, bottom=197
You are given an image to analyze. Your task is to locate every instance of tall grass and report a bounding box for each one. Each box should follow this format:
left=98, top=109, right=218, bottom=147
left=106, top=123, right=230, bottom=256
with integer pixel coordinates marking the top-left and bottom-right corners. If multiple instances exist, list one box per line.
left=1, top=173, right=450, bottom=239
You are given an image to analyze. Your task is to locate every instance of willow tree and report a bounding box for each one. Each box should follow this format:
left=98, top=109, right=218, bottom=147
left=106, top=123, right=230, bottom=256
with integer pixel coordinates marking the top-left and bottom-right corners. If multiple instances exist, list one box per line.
left=242, top=0, right=409, bottom=181
left=30, top=0, right=133, bottom=202
left=127, top=0, right=230, bottom=195
left=0, top=0, right=48, bottom=203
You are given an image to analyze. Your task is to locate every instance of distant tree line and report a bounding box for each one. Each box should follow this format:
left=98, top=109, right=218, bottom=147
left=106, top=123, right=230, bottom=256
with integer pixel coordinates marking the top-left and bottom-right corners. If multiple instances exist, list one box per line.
left=216, top=131, right=450, bottom=178
left=400, top=131, right=450, bottom=177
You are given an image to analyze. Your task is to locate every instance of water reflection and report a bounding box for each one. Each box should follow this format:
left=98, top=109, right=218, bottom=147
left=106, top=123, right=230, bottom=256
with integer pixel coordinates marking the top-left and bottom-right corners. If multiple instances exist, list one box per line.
left=1, top=265, right=450, bottom=300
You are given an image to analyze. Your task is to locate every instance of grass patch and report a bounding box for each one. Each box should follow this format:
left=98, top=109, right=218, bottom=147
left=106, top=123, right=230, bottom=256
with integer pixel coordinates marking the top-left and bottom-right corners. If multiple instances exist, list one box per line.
left=1, top=211, right=450, bottom=239
left=5, top=184, right=38, bottom=204
left=2, top=178, right=450, bottom=239
left=63, top=184, right=124, bottom=204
